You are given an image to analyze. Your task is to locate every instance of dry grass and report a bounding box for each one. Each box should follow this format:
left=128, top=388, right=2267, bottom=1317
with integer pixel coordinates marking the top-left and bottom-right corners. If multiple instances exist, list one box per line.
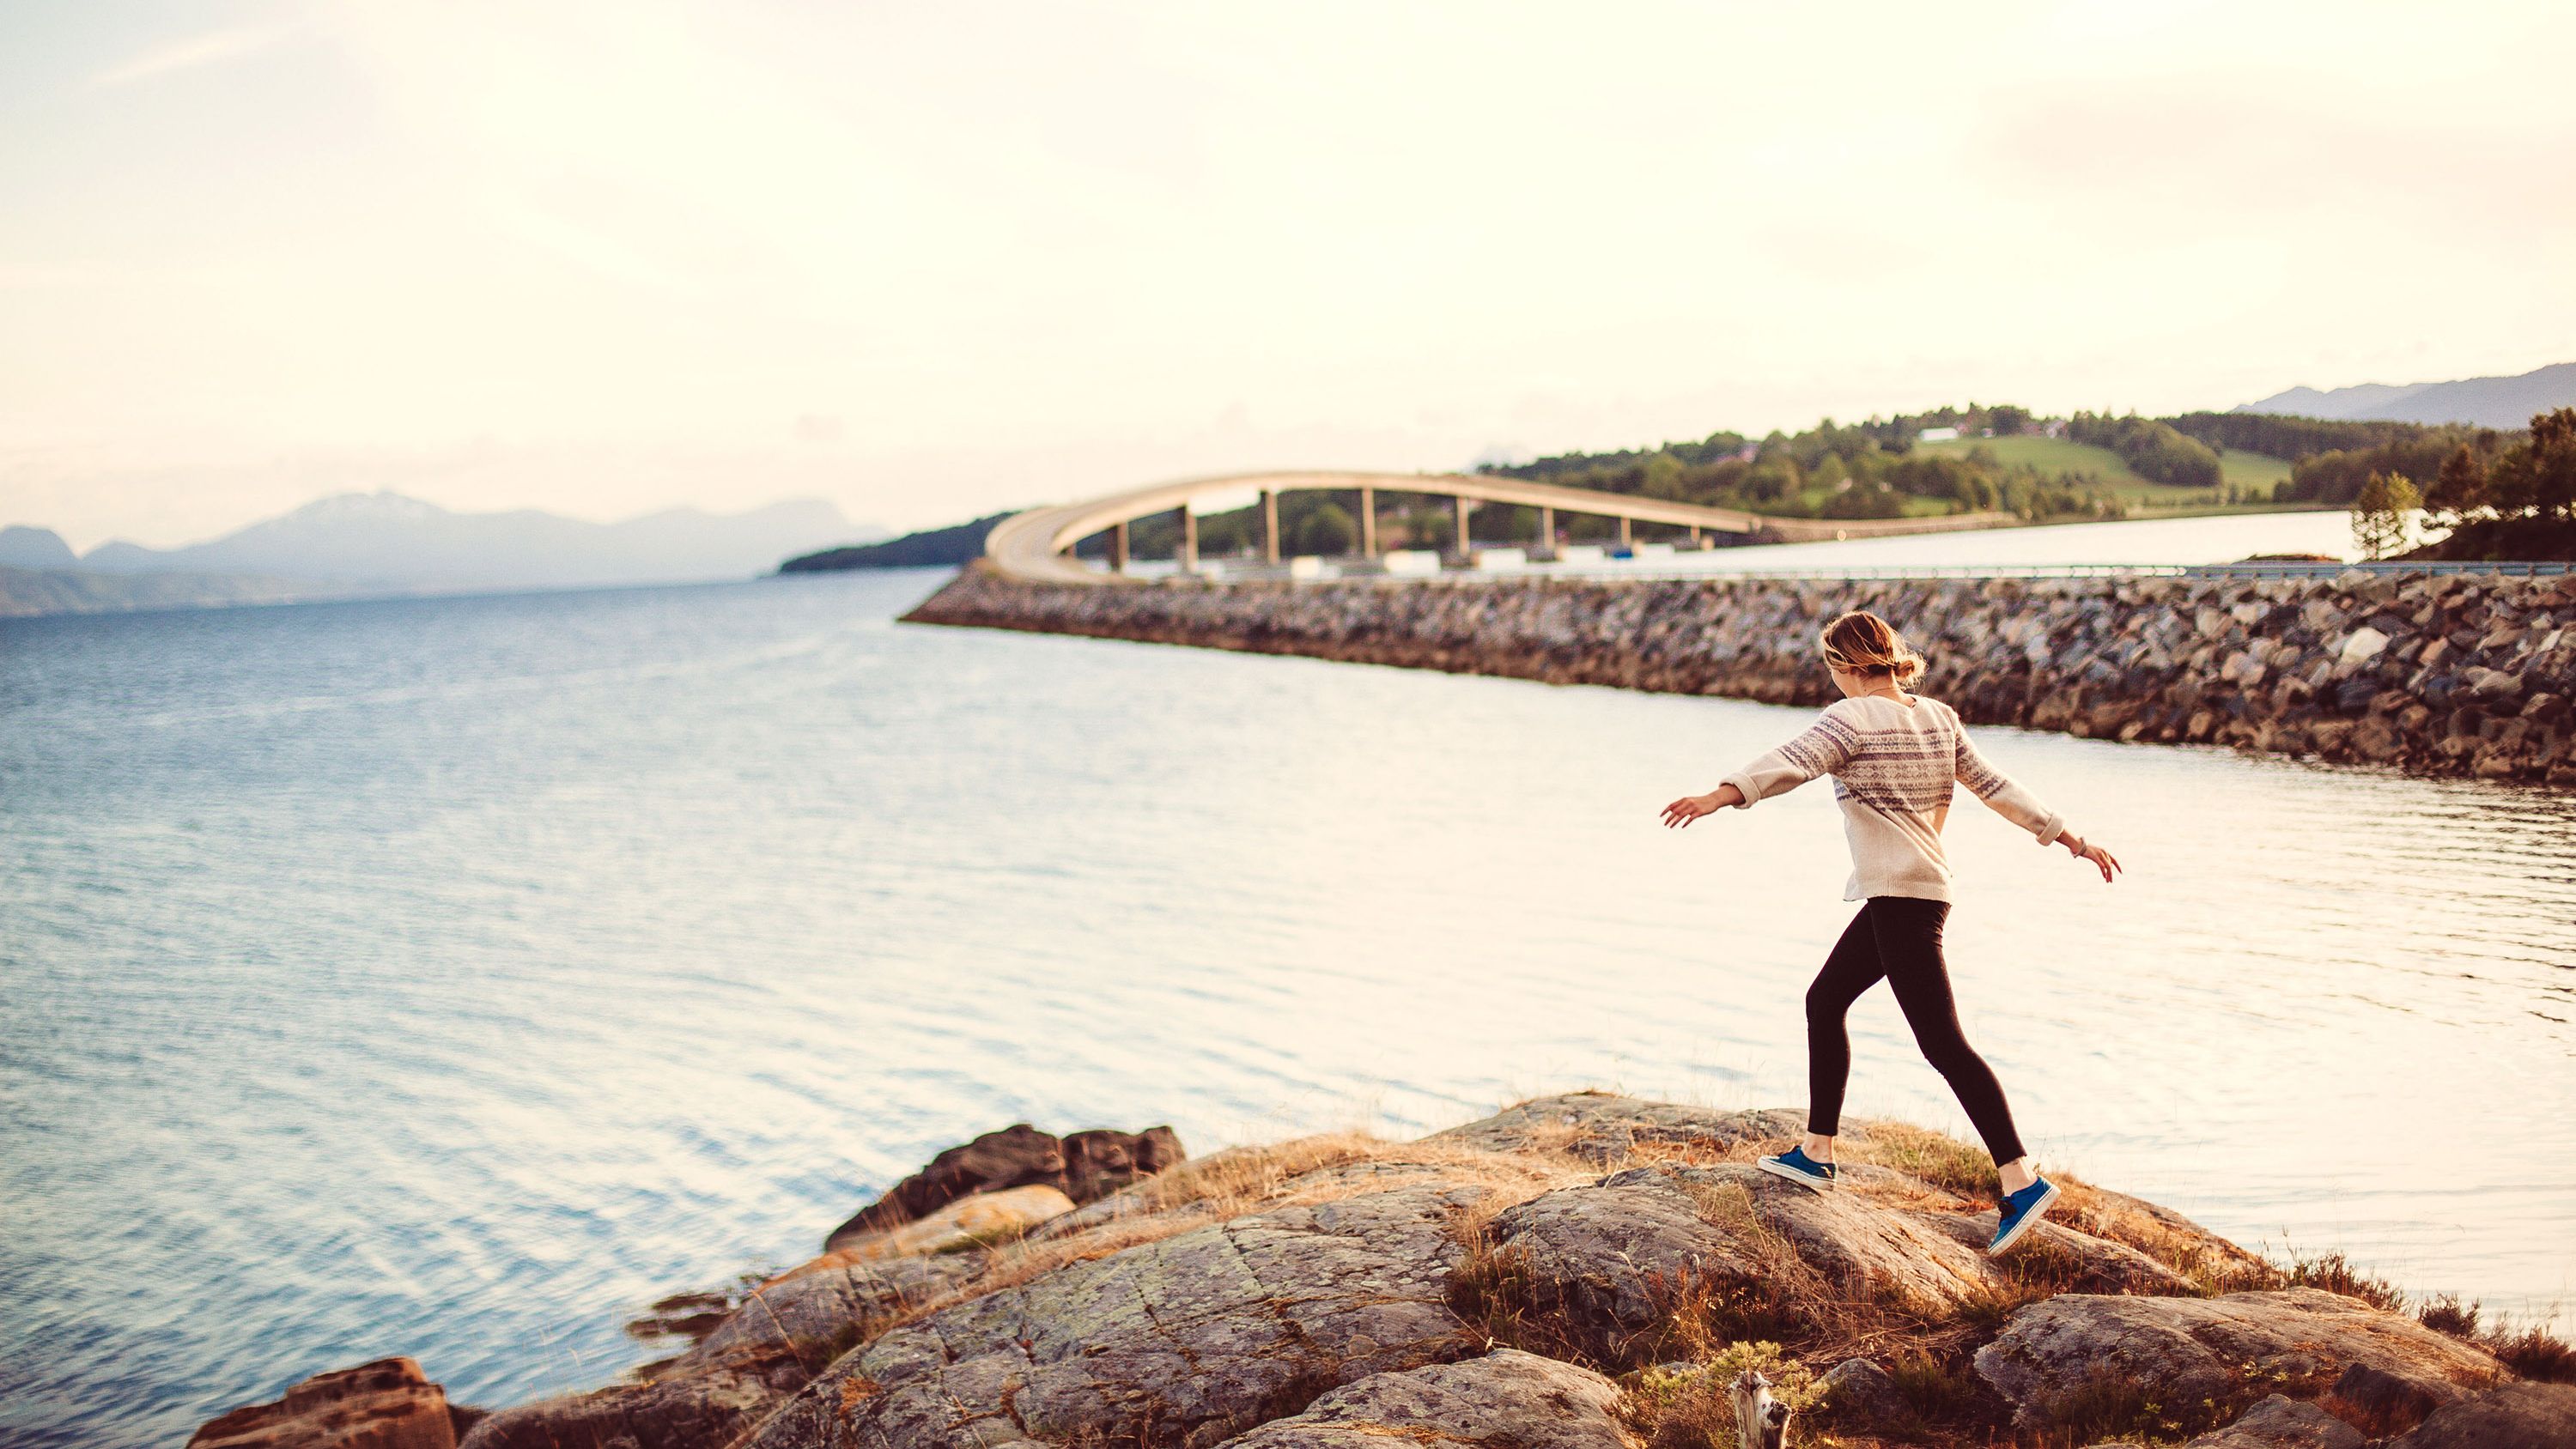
left=1674, top=1179, right=1883, bottom=1359
left=2272, top=1248, right=2407, bottom=1313
left=1844, top=1120, right=1996, bottom=1201
left=2411, top=1294, right=2576, bottom=1384
left=2485, top=1322, right=2576, bottom=1383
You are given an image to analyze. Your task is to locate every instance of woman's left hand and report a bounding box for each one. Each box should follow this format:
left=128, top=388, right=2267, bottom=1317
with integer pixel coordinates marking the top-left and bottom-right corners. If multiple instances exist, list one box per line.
left=1661, top=792, right=1721, bottom=828
left=2062, top=834, right=2122, bottom=882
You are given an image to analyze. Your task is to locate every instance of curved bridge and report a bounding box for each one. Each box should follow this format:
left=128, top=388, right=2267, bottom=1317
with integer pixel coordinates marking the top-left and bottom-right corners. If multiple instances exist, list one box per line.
left=981, top=470, right=2015, bottom=585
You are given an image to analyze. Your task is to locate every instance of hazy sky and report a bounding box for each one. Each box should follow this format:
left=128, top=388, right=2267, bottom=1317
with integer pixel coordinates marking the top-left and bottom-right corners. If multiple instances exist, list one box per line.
left=4, top=2, right=2572, bottom=550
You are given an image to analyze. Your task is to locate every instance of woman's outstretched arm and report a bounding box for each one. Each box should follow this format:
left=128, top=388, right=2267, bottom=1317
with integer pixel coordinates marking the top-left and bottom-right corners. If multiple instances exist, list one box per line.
left=1662, top=705, right=1862, bottom=828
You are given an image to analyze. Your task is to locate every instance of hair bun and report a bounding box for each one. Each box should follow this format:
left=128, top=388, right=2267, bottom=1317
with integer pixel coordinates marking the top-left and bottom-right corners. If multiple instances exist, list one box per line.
left=1820, top=609, right=1925, bottom=685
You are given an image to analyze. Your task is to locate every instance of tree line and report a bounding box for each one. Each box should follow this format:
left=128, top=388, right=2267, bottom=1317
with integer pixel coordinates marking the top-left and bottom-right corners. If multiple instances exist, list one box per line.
left=1483, top=403, right=2118, bottom=524
left=2349, top=407, right=2576, bottom=560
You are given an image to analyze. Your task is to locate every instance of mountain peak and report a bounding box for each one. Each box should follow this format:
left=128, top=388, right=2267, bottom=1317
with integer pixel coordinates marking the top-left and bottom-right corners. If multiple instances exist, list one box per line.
left=0, top=524, right=79, bottom=570
left=2236, top=360, right=2575, bottom=427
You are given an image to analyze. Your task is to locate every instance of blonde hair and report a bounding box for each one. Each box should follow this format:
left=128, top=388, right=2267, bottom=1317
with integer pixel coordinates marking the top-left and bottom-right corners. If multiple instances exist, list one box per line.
left=1820, top=609, right=1925, bottom=686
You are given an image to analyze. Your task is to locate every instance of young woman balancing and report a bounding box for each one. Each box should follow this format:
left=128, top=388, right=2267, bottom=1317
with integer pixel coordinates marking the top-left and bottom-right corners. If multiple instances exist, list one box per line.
left=1659, top=610, right=2121, bottom=1253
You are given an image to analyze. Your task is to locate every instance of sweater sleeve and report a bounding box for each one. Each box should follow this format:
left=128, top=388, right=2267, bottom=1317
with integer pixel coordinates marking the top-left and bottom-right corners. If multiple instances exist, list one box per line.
left=1722, top=703, right=1863, bottom=809
left=1953, top=715, right=2067, bottom=846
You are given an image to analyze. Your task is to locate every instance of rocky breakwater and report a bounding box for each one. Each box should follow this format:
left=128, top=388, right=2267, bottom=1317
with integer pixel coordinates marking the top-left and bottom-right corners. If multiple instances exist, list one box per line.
left=906, top=565, right=2576, bottom=784
left=201, top=1094, right=2574, bottom=1449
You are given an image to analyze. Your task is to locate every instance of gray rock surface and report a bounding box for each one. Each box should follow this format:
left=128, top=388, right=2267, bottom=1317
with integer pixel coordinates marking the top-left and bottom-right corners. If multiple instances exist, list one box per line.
left=2389, top=1381, right=2576, bottom=1448
left=744, top=1181, right=1485, bottom=1449
left=1214, top=1349, right=1635, bottom=1449
left=1485, top=1161, right=2006, bottom=1351
left=1976, top=1288, right=2506, bottom=1429
left=1430, top=1091, right=1804, bottom=1165
left=2178, top=1393, right=2365, bottom=1449
left=460, top=1255, right=975, bottom=1449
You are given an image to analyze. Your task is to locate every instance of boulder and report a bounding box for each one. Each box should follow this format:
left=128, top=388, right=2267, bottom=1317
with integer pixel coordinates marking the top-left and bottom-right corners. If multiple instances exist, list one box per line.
left=1975, top=1289, right=2505, bottom=1429
left=744, top=1180, right=1486, bottom=1449
left=461, top=1255, right=975, bottom=1449
left=823, top=1123, right=1184, bottom=1252
left=1429, top=1091, right=1803, bottom=1167
left=1819, top=1356, right=1911, bottom=1428
left=2340, top=626, right=2391, bottom=664
left=1482, top=1163, right=2010, bottom=1362
left=2389, top=1381, right=2576, bottom=1448
left=2178, top=1393, right=2364, bottom=1449
left=799, top=1184, right=1075, bottom=1268
left=1214, top=1349, right=1635, bottom=1449
left=191, top=1359, right=459, bottom=1449
left=2332, top=1359, right=2452, bottom=1432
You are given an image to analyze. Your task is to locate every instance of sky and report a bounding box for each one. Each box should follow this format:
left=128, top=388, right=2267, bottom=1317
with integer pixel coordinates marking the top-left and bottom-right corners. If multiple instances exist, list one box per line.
left=3, top=2, right=2572, bottom=552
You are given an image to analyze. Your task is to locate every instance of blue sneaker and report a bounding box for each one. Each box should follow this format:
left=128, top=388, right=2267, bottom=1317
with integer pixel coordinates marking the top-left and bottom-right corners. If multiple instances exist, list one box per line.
left=1755, top=1145, right=1838, bottom=1191
left=1988, top=1175, right=2061, bottom=1254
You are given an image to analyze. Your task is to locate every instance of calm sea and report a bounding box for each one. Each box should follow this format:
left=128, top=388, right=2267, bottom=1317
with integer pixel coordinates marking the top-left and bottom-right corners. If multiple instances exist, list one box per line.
left=4, top=512, right=2570, bottom=1446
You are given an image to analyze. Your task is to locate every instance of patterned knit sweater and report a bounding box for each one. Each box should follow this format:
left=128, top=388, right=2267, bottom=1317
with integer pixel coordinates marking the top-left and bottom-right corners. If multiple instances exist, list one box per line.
left=1721, top=694, right=2069, bottom=902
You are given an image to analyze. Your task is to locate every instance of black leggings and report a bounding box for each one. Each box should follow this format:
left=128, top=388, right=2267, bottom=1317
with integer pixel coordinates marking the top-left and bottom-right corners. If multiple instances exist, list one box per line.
left=1805, top=896, right=2026, bottom=1165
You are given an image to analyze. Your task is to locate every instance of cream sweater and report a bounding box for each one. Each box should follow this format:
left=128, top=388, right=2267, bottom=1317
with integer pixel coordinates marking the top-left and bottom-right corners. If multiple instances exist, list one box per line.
left=1722, top=694, right=2069, bottom=903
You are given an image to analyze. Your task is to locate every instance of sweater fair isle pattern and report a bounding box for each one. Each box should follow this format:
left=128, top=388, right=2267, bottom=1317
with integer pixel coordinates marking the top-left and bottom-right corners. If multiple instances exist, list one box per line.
left=1721, top=694, right=2068, bottom=903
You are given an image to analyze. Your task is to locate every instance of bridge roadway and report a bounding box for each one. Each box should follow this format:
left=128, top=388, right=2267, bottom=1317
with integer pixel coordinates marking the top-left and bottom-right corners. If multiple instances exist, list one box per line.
left=980, top=470, right=2017, bottom=585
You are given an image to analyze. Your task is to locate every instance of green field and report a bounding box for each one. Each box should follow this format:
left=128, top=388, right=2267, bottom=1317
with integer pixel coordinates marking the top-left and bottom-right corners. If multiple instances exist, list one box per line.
left=1917, top=433, right=2295, bottom=512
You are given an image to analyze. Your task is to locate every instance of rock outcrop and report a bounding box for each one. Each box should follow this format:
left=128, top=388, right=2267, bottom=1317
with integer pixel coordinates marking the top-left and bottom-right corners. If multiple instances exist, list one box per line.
left=1216, top=1349, right=1635, bottom=1449
left=191, top=1359, right=465, bottom=1449
left=228, top=1093, right=2571, bottom=1449
left=905, top=567, right=2576, bottom=783
left=2390, top=1380, right=2576, bottom=1448
left=2178, top=1392, right=2366, bottom=1449
left=1975, top=1288, right=2506, bottom=1429
left=823, top=1122, right=1184, bottom=1252
left=746, top=1175, right=1490, bottom=1448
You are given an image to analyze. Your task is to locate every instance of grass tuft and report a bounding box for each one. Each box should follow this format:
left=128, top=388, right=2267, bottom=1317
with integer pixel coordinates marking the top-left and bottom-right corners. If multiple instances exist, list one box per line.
left=2418, top=1293, right=2481, bottom=1338
left=2484, top=1321, right=2576, bottom=1383
left=2275, top=1249, right=2407, bottom=1313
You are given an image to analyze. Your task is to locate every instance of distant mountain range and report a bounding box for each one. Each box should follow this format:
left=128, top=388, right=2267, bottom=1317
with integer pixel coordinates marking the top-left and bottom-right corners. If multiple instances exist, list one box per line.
left=1, top=492, right=884, bottom=617
left=2236, top=361, right=2574, bottom=428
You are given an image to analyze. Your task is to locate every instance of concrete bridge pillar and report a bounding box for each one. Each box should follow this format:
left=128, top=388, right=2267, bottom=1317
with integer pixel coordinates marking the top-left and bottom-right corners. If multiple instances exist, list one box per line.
left=1111, top=520, right=1130, bottom=573
left=1454, top=495, right=1471, bottom=558
left=1261, top=489, right=1280, bottom=565
left=1179, top=506, right=1198, bottom=572
left=1538, top=505, right=1555, bottom=557
left=1619, top=516, right=1634, bottom=549
left=1689, top=524, right=1704, bottom=549
left=1358, top=486, right=1377, bottom=558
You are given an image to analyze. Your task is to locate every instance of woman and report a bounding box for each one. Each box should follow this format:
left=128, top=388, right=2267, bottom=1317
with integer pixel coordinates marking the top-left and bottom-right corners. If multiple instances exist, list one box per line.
left=1660, top=610, right=2120, bottom=1253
